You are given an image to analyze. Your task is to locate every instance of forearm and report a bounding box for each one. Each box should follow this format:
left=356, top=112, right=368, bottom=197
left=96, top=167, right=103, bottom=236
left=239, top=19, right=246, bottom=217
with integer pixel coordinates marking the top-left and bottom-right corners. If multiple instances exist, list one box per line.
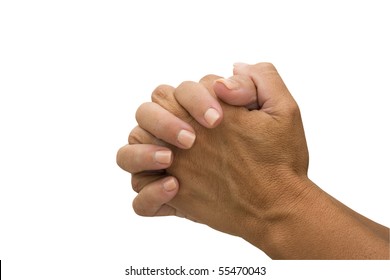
left=327, top=195, right=389, bottom=242
left=244, top=178, right=390, bottom=259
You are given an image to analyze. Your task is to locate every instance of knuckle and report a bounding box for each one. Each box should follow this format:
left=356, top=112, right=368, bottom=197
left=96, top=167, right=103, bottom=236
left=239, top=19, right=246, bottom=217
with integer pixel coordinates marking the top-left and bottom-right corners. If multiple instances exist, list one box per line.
left=127, top=126, right=152, bottom=144
left=127, top=134, right=139, bottom=145
left=151, top=84, right=174, bottom=103
left=131, top=175, right=142, bottom=192
left=175, top=81, right=194, bottom=106
left=128, top=126, right=143, bottom=144
left=128, top=126, right=167, bottom=146
left=176, top=80, right=195, bottom=92
left=132, top=174, right=164, bottom=193
left=132, top=199, right=148, bottom=216
left=285, top=100, right=301, bottom=118
left=288, top=100, right=300, bottom=114
left=116, top=145, right=139, bottom=173
left=135, top=102, right=151, bottom=123
left=116, top=146, right=128, bottom=170
left=254, top=62, right=277, bottom=72
left=199, top=74, right=221, bottom=84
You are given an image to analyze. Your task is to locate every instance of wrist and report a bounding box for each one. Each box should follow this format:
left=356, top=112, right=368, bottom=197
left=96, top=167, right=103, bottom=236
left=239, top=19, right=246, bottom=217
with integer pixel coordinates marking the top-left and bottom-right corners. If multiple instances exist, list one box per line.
left=242, top=177, right=389, bottom=259
left=240, top=175, right=318, bottom=258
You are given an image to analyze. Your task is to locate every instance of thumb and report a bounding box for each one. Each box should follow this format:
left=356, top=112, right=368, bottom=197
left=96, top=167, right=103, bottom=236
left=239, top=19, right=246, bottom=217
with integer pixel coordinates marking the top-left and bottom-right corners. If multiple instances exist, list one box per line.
left=213, top=75, right=259, bottom=110
left=233, top=62, right=295, bottom=113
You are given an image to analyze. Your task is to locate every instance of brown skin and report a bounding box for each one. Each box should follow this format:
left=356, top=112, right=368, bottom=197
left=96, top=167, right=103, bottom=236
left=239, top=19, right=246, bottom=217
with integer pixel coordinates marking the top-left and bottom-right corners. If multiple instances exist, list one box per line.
left=117, top=63, right=390, bottom=259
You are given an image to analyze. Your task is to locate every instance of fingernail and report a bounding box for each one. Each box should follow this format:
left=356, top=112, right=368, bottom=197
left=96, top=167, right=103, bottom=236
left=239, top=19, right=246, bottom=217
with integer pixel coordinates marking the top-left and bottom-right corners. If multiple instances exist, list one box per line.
left=162, top=177, right=177, bottom=192
left=154, top=150, right=172, bottom=164
left=215, top=78, right=240, bottom=90
left=177, top=130, right=196, bottom=148
left=204, top=107, right=220, bottom=126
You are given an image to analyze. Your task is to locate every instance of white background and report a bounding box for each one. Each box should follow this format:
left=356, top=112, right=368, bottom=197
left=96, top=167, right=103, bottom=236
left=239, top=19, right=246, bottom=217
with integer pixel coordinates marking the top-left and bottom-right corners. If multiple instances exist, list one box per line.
left=1, top=0, right=389, bottom=279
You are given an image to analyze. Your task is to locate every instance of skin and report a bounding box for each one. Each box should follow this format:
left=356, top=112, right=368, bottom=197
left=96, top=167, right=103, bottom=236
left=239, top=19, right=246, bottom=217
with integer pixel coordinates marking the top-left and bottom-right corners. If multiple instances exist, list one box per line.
left=117, top=63, right=390, bottom=259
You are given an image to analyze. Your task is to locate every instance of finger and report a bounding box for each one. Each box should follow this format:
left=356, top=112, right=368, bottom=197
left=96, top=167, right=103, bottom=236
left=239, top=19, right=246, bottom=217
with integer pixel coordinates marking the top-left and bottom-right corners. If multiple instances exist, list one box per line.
left=174, top=80, right=223, bottom=128
left=198, top=74, right=222, bottom=97
left=136, top=102, right=196, bottom=149
left=128, top=125, right=166, bottom=146
left=233, top=62, right=296, bottom=113
left=131, top=172, right=195, bottom=219
left=213, top=75, right=258, bottom=110
left=132, top=172, right=165, bottom=193
left=116, top=144, right=173, bottom=173
left=132, top=176, right=179, bottom=217
left=150, top=84, right=191, bottom=120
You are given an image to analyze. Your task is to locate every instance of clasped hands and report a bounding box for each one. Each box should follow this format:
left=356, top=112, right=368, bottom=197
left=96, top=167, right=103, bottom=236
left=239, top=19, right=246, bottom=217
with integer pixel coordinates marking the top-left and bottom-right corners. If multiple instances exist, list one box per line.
left=117, top=63, right=389, bottom=259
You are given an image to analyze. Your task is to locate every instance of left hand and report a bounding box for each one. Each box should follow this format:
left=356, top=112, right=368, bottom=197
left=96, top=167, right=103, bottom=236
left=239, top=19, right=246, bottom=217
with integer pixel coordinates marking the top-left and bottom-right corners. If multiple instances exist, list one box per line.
left=117, top=71, right=257, bottom=217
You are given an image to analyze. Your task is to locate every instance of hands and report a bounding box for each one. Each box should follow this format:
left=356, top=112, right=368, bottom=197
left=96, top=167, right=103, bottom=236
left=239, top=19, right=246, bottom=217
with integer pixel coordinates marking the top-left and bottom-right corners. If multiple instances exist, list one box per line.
left=117, top=63, right=389, bottom=259
left=117, top=64, right=259, bottom=217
